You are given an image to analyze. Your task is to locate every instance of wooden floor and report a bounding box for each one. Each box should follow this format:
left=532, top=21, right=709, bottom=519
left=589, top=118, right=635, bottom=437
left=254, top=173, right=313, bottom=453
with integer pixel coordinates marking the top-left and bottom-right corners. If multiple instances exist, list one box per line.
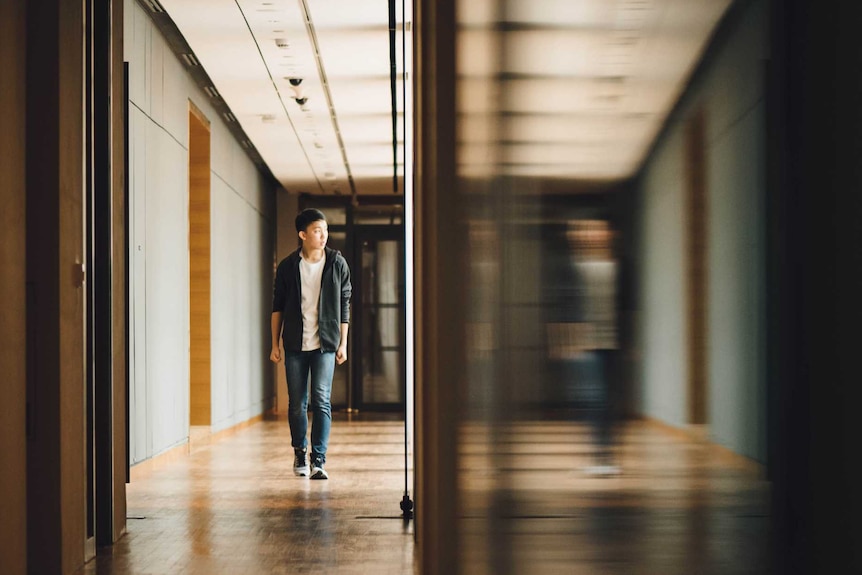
left=83, top=414, right=415, bottom=575
left=80, top=415, right=770, bottom=574
left=457, top=420, right=771, bottom=575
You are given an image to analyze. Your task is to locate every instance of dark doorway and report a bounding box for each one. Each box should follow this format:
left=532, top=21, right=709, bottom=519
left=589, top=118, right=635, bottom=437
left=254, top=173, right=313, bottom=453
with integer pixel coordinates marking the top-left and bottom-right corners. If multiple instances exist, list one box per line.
left=297, top=197, right=406, bottom=413
left=85, top=0, right=116, bottom=551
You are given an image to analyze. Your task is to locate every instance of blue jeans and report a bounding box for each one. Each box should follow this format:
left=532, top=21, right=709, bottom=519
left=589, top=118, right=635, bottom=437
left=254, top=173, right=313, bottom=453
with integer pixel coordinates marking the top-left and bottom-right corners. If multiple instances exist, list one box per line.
left=566, top=350, right=615, bottom=464
left=284, top=350, right=335, bottom=465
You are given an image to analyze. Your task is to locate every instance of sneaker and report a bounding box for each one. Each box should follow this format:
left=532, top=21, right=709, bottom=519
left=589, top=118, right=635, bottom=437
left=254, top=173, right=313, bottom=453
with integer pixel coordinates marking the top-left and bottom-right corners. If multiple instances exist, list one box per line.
left=293, top=449, right=309, bottom=477
left=583, top=464, right=621, bottom=477
left=310, top=461, right=328, bottom=480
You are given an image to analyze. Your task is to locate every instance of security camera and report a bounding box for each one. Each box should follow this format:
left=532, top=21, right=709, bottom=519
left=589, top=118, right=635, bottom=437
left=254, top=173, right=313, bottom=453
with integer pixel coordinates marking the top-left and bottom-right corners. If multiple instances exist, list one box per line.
left=289, top=78, right=302, bottom=86
left=295, top=97, right=308, bottom=105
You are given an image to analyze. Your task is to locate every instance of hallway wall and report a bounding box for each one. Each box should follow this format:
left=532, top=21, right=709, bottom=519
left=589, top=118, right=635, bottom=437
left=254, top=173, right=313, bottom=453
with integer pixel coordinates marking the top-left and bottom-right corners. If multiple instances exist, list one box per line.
left=0, top=0, right=27, bottom=572
left=125, top=0, right=276, bottom=464
left=637, top=0, right=767, bottom=461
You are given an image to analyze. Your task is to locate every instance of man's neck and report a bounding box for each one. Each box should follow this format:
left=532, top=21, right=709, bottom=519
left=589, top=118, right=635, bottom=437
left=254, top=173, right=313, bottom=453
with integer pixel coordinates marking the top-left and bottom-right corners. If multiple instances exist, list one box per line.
left=301, top=246, right=325, bottom=263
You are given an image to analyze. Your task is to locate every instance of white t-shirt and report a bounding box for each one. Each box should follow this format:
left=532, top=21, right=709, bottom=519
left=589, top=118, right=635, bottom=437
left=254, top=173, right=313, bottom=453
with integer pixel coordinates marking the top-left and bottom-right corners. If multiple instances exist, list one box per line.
left=299, top=255, right=325, bottom=351
left=576, top=259, right=618, bottom=350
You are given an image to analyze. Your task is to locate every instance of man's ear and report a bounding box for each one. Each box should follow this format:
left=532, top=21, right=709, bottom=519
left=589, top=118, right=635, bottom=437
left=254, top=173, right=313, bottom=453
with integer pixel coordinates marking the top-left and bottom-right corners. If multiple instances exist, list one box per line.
left=298, top=230, right=306, bottom=242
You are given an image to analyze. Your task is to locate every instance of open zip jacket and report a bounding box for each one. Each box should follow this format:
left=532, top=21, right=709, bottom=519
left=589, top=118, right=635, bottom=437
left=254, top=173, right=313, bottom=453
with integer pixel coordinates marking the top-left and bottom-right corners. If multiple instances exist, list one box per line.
left=272, top=246, right=352, bottom=352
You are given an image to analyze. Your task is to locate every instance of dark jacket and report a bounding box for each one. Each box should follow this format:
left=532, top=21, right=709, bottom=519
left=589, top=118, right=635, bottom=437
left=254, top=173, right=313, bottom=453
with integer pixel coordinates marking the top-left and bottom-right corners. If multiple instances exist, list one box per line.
left=272, top=247, right=352, bottom=352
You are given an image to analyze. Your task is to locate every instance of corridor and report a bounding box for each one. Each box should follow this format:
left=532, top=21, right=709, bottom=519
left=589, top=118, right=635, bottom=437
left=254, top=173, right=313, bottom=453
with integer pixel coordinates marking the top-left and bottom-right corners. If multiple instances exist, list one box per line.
left=80, top=416, right=768, bottom=574
left=6, top=0, right=861, bottom=571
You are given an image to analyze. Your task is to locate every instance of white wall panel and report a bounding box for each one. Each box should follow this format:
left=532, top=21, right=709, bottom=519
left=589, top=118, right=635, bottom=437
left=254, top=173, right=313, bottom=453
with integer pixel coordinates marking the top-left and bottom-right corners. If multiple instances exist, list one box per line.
left=706, top=105, right=766, bottom=463
left=130, top=106, right=149, bottom=464
left=211, top=122, right=233, bottom=186
left=701, top=1, right=767, bottom=463
left=128, top=2, right=149, bottom=111
left=145, top=122, right=190, bottom=455
left=126, top=0, right=275, bottom=463
left=162, top=43, right=189, bottom=147
left=149, top=27, right=165, bottom=125
left=638, top=128, right=688, bottom=428
left=123, top=0, right=133, bottom=62
left=209, top=178, right=232, bottom=428
left=209, top=175, right=273, bottom=432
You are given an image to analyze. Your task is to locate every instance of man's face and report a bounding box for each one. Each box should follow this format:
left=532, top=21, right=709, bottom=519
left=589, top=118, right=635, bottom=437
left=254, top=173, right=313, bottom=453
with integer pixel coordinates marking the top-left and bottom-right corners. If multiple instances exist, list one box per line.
left=300, top=219, right=328, bottom=250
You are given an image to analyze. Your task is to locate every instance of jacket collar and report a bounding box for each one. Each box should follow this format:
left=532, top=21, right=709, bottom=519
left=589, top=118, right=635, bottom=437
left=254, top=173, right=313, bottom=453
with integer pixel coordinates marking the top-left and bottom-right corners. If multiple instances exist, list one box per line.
left=290, top=246, right=336, bottom=270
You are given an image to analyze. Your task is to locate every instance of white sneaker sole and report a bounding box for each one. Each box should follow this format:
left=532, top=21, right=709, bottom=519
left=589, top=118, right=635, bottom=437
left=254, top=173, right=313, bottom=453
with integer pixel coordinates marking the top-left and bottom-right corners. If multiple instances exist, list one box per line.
left=294, top=465, right=309, bottom=477
left=583, top=465, right=621, bottom=476
left=310, top=466, right=328, bottom=480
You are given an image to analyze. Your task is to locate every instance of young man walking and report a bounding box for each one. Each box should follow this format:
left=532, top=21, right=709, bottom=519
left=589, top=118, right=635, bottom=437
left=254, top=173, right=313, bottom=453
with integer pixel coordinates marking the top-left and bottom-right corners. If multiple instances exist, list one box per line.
left=270, top=208, right=352, bottom=480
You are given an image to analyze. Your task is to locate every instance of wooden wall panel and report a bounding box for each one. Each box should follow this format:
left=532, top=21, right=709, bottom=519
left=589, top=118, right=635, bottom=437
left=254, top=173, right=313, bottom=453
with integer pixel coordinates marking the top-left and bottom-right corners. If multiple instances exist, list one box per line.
left=189, top=106, right=211, bottom=426
left=25, top=0, right=87, bottom=571
left=415, top=0, right=463, bottom=572
left=57, top=0, right=87, bottom=568
left=0, top=0, right=28, bottom=572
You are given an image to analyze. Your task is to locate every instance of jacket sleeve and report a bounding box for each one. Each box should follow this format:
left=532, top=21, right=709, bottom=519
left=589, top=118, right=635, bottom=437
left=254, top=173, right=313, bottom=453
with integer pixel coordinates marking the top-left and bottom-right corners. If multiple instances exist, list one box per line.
left=272, top=260, right=286, bottom=313
left=339, top=257, right=352, bottom=323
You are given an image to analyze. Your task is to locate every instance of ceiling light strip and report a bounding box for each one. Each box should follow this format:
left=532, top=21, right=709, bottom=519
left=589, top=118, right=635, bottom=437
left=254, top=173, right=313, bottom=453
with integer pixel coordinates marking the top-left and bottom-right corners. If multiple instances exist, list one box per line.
left=233, top=0, right=325, bottom=193
left=299, top=0, right=357, bottom=199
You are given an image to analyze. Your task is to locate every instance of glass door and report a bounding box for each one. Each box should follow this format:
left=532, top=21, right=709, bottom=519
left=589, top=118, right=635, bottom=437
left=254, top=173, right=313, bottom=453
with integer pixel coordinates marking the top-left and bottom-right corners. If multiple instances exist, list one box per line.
left=353, top=228, right=405, bottom=411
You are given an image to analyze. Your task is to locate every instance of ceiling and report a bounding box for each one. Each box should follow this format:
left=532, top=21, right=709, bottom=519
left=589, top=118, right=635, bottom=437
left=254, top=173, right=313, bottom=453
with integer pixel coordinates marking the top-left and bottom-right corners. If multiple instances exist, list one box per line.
left=160, top=0, right=409, bottom=197
left=158, top=0, right=730, bottom=194
left=458, top=0, right=732, bottom=182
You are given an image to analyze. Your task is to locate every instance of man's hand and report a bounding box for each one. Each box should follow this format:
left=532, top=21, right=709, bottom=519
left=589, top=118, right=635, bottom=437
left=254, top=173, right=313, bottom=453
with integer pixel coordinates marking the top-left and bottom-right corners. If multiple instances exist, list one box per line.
left=270, top=347, right=282, bottom=363
left=335, top=344, right=348, bottom=365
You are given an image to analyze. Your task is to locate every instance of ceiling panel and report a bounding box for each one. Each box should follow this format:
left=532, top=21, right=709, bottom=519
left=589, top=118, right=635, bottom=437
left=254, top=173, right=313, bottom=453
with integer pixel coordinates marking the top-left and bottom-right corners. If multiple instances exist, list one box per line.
left=328, top=79, right=403, bottom=116
left=308, top=0, right=391, bottom=29
left=337, top=113, right=404, bottom=143
left=160, top=0, right=728, bottom=192
left=506, top=0, right=617, bottom=28
left=503, top=31, right=627, bottom=78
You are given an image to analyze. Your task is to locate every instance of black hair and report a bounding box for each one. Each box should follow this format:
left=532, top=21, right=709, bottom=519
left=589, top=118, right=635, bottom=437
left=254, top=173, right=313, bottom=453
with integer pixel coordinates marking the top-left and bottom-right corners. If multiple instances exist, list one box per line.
left=295, top=208, right=327, bottom=233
